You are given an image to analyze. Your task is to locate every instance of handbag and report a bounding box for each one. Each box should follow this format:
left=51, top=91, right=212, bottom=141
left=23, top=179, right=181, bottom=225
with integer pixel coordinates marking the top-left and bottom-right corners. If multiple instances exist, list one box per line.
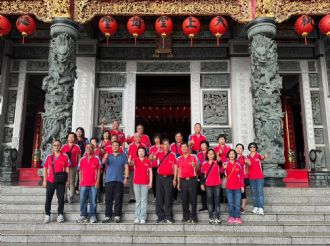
left=51, top=155, right=68, bottom=184
left=66, top=144, right=74, bottom=160
left=203, top=161, right=216, bottom=185
left=221, top=163, right=236, bottom=189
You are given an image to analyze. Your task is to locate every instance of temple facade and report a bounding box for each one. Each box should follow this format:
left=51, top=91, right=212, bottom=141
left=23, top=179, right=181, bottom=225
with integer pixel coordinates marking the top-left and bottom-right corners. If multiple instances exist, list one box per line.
left=0, top=0, right=330, bottom=185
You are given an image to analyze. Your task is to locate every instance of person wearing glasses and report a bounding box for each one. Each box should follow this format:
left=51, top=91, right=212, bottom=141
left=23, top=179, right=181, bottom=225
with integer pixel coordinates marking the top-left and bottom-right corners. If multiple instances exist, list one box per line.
left=246, top=142, right=269, bottom=215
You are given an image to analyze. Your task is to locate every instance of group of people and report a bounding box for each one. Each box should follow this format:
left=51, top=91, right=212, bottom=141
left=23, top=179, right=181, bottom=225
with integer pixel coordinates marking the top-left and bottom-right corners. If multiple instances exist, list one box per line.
left=42, top=120, right=268, bottom=225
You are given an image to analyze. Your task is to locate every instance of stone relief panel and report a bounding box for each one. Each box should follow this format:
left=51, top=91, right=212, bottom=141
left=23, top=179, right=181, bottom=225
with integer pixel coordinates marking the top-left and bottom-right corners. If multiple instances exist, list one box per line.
left=310, top=91, right=322, bottom=125
left=26, top=60, right=48, bottom=71
left=5, top=90, right=17, bottom=124
left=137, top=62, right=190, bottom=72
left=203, top=128, right=232, bottom=143
left=98, top=91, right=123, bottom=124
left=13, top=46, right=49, bottom=59
left=200, top=61, right=228, bottom=72
left=314, top=128, right=324, bottom=144
left=97, top=74, right=126, bottom=88
left=278, top=61, right=300, bottom=72
left=11, top=61, right=20, bottom=72
left=315, top=147, right=326, bottom=170
left=278, top=47, right=314, bottom=59
left=97, top=61, right=126, bottom=72
left=3, top=127, right=13, bottom=143
left=200, top=74, right=230, bottom=88
left=202, top=91, right=228, bottom=125
left=309, top=73, right=319, bottom=88
left=9, top=73, right=19, bottom=87
left=308, top=61, right=317, bottom=73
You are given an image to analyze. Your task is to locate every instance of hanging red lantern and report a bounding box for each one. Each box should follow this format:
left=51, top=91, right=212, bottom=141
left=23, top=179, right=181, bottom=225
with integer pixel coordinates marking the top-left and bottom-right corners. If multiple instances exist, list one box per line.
left=155, top=16, right=173, bottom=48
left=127, top=16, right=145, bottom=46
left=294, top=15, right=314, bottom=45
left=16, top=15, right=36, bottom=44
left=209, top=16, right=228, bottom=46
left=182, top=16, right=200, bottom=47
left=0, top=15, right=11, bottom=37
left=319, top=14, right=330, bottom=38
left=99, top=16, right=118, bottom=46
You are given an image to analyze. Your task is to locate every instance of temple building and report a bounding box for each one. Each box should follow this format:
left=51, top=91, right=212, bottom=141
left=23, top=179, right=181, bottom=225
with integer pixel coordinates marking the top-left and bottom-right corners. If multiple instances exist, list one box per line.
left=0, top=0, right=330, bottom=186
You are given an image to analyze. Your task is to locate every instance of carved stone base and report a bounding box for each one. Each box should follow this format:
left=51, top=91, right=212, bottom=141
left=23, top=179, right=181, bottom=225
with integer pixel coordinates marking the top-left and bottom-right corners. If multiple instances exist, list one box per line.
left=0, top=168, right=18, bottom=183
left=263, top=164, right=287, bottom=178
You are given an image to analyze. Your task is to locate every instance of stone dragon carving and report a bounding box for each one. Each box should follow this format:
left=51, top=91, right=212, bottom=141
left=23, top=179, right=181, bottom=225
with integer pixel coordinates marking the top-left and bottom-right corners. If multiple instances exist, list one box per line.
left=41, top=33, right=76, bottom=158
left=250, top=34, right=286, bottom=178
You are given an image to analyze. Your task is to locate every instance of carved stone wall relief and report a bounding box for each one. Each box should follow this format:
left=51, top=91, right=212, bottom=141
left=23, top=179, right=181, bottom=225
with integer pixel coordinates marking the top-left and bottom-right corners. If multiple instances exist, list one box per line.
left=202, top=91, right=228, bottom=125
left=98, top=91, right=123, bottom=124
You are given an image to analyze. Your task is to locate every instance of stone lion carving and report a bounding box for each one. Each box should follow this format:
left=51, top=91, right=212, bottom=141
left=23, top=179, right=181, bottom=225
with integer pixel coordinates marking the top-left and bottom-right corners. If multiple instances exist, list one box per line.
left=41, top=33, right=76, bottom=159
left=250, top=34, right=285, bottom=177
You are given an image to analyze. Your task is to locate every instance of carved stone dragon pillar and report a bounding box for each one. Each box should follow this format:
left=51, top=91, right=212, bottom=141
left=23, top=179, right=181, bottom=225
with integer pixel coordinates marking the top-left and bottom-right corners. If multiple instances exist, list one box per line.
left=246, top=18, right=287, bottom=180
left=41, top=18, right=79, bottom=159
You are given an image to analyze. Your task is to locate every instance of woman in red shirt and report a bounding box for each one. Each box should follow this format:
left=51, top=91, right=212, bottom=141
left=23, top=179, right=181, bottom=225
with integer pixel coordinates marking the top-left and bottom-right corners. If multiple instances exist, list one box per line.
left=149, top=134, right=163, bottom=199
left=200, top=149, right=222, bottom=224
left=222, top=149, right=244, bottom=225
left=129, top=147, right=153, bottom=224
left=236, top=143, right=249, bottom=213
left=99, top=130, right=111, bottom=151
left=247, top=142, right=268, bottom=215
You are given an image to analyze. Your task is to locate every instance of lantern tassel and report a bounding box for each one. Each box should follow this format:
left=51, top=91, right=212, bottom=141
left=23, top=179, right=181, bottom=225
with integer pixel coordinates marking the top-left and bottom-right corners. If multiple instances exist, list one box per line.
left=189, top=34, right=194, bottom=47
left=302, top=32, right=308, bottom=46
left=22, top=32, right=27, bottom=44
left=162, top=33, right=166, bottom=49
left=133, top=33, right=138, bottom=47
left=105, top=33, right=110, bottom=46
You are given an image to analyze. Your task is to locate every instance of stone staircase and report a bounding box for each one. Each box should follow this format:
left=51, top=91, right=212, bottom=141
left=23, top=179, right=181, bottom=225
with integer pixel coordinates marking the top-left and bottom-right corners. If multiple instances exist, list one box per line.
left=1, top=185, right=330, bottom=245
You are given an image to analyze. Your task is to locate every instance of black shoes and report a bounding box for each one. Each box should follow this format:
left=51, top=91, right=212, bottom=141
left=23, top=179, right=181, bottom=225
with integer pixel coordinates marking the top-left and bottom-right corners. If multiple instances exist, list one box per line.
left=128, top=199, right=136, bottom=203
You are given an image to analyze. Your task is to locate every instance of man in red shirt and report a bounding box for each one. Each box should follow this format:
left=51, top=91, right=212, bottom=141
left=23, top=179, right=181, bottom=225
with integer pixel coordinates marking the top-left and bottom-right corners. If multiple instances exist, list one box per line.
left=170, top=132, right=184, bottom=158
left=61, top=132, right=81, bottom=203
left=42, top=140, right=70, bottom=223
left=188, top=123, right=207, bottom=154
left=76, top=144, right=101, bottom=223
left=101, top=119, right=126, bottom=149
left=127, top=124, right=151, bottom=148
left=177, top=143, right=198, bottom=223
left=127, top=133, right=146, bottom=203
left=154, top=139, right=177, bottom=223
left=197, top=140, right=209, bottom=212
left=214, top=134, right=231, bottom=164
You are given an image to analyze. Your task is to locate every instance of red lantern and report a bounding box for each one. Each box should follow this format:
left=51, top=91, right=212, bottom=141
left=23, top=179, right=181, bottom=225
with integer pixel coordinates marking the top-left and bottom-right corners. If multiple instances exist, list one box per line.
left=155, top=16, right=173, bottom=48
left=127, top=16, right=145, bottom=46
left=16, top=15, right=36, bottom=44
left=319, top=14, right=330, bottom=38
left=209, top=16, right=228, bottom=46
left=99, top=16, right=118, bottom=46
left=182, top=16, right=201, bottom=47
left=294, top=15, right=314, bottom=45
left=0, top=15, right=11, bottom=37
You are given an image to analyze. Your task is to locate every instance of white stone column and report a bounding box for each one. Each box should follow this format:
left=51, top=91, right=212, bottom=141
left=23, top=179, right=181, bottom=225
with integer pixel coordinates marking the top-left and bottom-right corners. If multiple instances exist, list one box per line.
left=12, top=60, right=27, bottom=166
left=72, top=56, right=96, bottom=138
left=190, top=61, right=201, bottom=131
left=125, top=61, right=137, bottom=136
left=231, top=57, right=254, bottom=148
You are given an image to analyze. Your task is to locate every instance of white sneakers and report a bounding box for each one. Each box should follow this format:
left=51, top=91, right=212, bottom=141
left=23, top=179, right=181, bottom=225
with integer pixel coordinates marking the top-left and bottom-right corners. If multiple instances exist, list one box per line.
left=57, top=214, right=64, bottom=223
left=134, top=218, right=140, bottom=224
left=44, top=215, right=50, bottom=224
left=252, top=207, right=264, bottom=215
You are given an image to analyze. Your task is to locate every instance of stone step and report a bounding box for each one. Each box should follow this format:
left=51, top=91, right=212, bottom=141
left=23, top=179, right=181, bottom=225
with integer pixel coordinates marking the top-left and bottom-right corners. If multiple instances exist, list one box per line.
left=2, top=186, right=330, bottom=196
left=1, top=210, right=328, bottom=223
left=2, top=193, right=330, bottom=204
left=2, top=230, right=330, bottom=244
left=4, top=202, right=330, bottom=213
left=2, top=222, right=330, bottom=233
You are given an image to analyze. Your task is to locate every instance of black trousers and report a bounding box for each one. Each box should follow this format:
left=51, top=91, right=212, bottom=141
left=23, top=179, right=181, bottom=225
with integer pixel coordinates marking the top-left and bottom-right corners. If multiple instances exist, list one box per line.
left=156, top=175, right=174, bottom=220
left=105, top=181, right=124, bottom=218
left=197, top=178, right=207, bottom=208
left=152, top=167, right=158, bottom=198
left=180, top=178, right=197, bottom=221
left=45, top=181, right=65, bottom=216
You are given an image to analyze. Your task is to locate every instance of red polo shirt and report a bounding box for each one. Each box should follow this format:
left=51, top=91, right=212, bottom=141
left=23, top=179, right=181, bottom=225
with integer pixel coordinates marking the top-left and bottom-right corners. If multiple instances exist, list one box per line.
left=155, top=151, right=177, bottom=176
left=170, top=142, right=183, bottom=157
left=128, top=143, right=146, bottom=171
left=248, top=152, right=264, bottom=180
left=78, top=155, right=101, bottom=187
left=110, top=129, right=126, bottom=145
left=201, top=161, right=222, bottom=187
left=214, top=144, right=231, bottom=163
left=237, top=154, right=248, bottom=178
left=189, top=133, right=207, bottom=152
left=149, top=145, right=163, bottom=168
left=197, top=151, right=207, bottom=165
left=133, top=157, right=152, bottom=185
left=61, top=144, right=81, bottom=167
left=178, top=154, right=198, bottom=179
left=99, top=140, right=112, bottom=149
left=104, top=145, right=124, bottom=155
left=130, top=134, right=151, bottom=148
left=43, top=153, right=70, bottom=183
left=222, top=161, right=244, bottom=190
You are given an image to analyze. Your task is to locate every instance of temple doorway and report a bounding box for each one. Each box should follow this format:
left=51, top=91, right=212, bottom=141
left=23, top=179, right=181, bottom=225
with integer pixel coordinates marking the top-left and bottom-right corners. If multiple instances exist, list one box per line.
left=136, top=75, right=191, bottom=142
left=281, top=75, right=306, bottom=170
left=21, top=75, right=45, bottom=168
